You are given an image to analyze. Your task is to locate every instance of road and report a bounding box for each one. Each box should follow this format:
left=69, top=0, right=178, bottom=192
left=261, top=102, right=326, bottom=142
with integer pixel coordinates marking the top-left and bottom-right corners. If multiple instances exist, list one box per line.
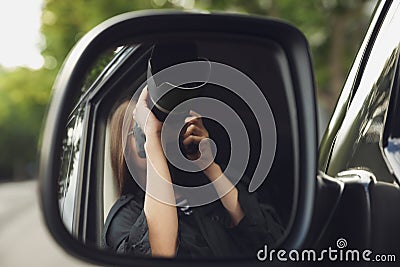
left=0, top=180, right=96, bottom=267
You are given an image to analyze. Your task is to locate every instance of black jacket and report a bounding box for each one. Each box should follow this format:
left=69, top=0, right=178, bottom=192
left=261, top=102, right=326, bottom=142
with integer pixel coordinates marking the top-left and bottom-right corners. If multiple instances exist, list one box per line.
left=102, top=182, right=284, bottom=258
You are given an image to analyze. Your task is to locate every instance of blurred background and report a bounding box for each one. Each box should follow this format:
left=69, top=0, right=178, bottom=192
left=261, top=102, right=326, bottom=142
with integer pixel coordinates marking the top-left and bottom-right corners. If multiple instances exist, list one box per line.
left=0, top=0, right=376, bottom=266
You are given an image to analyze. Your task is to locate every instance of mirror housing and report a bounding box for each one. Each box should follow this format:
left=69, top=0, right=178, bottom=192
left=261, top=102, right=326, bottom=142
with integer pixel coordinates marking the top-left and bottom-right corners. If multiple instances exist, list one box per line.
left=39, top=10, right=317, bottom=266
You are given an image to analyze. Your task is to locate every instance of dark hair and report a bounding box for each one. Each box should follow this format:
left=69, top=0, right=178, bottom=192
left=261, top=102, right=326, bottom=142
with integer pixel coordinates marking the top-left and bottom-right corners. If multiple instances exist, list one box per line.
left=109, top=100, right=139, bottom=196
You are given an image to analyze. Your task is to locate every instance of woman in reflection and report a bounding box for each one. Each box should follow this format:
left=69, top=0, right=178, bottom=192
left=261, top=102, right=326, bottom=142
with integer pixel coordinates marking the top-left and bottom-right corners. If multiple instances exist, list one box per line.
left=102, top=87, right=284, bottom=258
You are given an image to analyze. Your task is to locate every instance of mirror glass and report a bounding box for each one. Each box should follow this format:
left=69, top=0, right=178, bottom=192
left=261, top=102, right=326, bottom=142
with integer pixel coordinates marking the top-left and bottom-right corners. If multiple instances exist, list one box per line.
left=57, top=34, right=297, bottom=259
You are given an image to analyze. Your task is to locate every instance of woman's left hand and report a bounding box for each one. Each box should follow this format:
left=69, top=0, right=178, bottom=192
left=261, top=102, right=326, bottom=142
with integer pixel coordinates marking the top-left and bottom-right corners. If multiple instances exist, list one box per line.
left=182, top=110, right=216, bottom=171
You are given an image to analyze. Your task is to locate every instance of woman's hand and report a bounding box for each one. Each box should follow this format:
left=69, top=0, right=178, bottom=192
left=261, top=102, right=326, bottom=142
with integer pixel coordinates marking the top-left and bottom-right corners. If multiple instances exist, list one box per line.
left=182, top=112, right=244, bottom=225
left=182, top=110, right=219, bottom=174
left=133, top=86, right=162, bottom=138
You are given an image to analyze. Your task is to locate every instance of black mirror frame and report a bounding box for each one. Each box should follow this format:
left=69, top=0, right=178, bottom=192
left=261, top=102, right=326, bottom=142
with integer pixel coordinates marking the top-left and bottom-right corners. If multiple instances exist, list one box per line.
left=39, top=10, right=317, bottom=267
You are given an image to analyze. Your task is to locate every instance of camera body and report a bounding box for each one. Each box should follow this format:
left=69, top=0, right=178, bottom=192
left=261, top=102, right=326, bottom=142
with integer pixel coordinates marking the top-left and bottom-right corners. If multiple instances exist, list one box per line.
left=134, top=42, right=209, bottom=158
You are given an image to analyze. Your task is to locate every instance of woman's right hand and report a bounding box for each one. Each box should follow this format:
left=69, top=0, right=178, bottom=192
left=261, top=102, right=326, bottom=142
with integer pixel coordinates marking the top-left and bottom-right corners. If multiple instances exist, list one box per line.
left=133, top=86, right=163, bottom=138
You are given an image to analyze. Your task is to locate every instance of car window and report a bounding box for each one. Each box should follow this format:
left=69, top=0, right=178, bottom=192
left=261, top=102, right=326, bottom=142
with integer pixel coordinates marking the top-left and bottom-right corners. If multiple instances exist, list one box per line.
left=69, top=46, right=130, bottom=112
left=58, top=104, right=85, bottom=235
left=385, top=126, right=400, bottom=181
left=326, top=1, right=400, bottom=182
left=58, top=46, right=130, bottom=237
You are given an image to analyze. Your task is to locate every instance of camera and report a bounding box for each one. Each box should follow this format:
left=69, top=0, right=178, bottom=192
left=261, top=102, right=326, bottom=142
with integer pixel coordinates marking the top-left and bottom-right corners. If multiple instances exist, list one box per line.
left=134, top=42, right=210, bottom=158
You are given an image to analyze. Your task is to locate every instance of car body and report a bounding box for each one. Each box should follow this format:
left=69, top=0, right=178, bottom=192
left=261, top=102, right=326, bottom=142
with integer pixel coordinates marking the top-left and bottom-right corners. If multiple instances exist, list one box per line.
left=310, top=0, right=400, bottom=263
left=317, top=0, right=400, bottom=250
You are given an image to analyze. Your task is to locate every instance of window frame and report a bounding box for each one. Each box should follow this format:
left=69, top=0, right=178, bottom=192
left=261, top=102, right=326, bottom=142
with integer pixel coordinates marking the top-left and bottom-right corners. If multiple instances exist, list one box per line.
left=58, top=45, right=145, bottom=244
left=78, top=44, right=153, bottom=246
left=319, top=0, right=391, bottom=172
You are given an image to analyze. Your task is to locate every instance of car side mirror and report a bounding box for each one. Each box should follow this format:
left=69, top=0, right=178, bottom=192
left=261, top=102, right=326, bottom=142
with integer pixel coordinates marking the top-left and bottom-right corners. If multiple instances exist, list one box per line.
left=39, top=10, right=317, bottom=266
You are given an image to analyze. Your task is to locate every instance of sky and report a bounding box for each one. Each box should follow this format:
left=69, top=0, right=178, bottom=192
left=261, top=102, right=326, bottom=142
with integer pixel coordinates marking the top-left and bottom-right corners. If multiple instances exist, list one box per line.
left=0, top=0, right=44, bottom=70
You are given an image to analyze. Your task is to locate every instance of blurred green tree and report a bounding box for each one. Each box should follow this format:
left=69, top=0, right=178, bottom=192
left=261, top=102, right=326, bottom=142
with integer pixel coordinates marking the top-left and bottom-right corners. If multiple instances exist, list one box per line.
left=0, top=67, right=52, bottom=179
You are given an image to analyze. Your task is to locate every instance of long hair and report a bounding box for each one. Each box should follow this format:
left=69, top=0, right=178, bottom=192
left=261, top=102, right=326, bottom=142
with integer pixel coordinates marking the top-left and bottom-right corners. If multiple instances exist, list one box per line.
left=109, top=100, right=139, bottom=196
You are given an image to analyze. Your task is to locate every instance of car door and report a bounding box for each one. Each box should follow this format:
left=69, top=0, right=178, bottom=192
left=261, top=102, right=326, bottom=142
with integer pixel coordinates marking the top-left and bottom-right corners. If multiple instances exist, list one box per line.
left=316, top=0, right=400, bottom=258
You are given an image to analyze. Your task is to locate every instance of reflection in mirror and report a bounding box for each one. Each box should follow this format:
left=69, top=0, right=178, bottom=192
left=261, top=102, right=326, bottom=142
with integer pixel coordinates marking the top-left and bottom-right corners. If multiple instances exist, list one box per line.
left=58, top=105, right=84, bottom=234
left=58, top=46, right=126, bottom=239
left=58, top=36, right=297, bottom=259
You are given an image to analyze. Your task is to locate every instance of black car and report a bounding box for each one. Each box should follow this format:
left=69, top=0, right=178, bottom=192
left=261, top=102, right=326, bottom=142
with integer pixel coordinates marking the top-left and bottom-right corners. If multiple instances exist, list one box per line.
left=39, top=0, right=400, bottom=266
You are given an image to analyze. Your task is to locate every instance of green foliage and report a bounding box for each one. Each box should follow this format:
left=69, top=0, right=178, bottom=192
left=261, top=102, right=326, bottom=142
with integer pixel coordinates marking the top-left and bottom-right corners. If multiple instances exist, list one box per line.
left=0, top=68, right=53, bottom=178
left=39, top=0, right=373, bottom=98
